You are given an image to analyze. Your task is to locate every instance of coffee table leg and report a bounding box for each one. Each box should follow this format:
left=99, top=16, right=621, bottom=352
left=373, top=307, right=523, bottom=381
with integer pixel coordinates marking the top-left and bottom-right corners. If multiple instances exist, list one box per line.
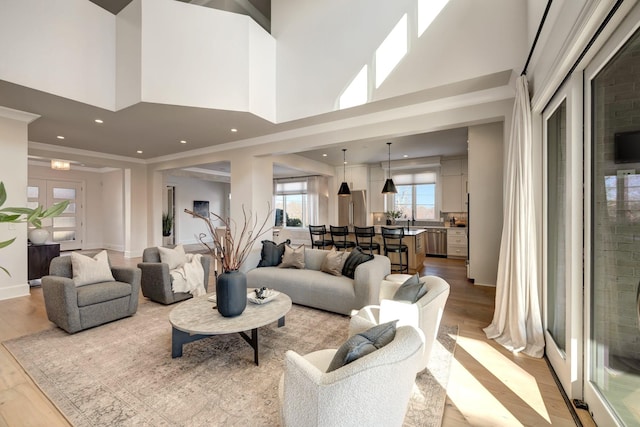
left=172, top=327, right=187, bottom=358
left=172, top=327, right=209, bottom=358
left=239, top=328, right=259, bottom=365
left=278, top=316, right=285, bottom=327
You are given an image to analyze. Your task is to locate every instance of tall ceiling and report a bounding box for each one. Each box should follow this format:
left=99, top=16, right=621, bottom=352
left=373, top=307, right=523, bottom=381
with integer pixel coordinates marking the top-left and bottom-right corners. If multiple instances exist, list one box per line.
left=10, top=0, right=506, bottom=177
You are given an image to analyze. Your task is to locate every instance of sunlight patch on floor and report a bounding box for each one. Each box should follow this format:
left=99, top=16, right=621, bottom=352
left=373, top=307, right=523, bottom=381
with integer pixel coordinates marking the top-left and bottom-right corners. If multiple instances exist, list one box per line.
left=448, top=356, right=525, bottom=426
left=456, top=335, right=551, bottom=423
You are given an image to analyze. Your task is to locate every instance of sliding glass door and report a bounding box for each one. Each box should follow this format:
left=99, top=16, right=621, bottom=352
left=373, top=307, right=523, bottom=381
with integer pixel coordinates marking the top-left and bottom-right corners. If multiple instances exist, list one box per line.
left=584, top=9, right=640, bottom=426
left=543, top=77, right=583, bottom=400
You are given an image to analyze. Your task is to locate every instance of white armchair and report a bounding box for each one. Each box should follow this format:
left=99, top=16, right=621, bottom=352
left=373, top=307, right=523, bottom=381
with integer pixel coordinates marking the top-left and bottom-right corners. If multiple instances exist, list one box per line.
left=279, top=325, right=423, bottom=427
left=349, top=275, right=450, bottom=371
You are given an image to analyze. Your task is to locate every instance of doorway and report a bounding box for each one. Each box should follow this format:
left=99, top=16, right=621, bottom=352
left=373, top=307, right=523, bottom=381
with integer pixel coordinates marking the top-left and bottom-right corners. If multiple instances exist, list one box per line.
left=28, top=179, right=83, bottom=251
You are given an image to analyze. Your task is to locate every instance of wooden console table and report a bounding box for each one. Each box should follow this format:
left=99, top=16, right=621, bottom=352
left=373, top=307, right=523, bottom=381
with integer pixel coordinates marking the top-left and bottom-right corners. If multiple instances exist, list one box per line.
left=28, top=243, right=60, bottom=280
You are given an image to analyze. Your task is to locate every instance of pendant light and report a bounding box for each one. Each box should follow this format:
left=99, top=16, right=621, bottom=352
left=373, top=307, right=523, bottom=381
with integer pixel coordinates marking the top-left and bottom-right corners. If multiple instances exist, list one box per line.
left=338, top=148, right=351, bottom=196
left=382, top=142, right=397, bottom=194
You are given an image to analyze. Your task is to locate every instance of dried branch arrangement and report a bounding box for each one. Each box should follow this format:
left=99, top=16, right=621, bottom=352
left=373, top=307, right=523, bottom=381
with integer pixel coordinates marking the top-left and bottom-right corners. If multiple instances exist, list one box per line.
left=184, top=204, right=273, bottom=272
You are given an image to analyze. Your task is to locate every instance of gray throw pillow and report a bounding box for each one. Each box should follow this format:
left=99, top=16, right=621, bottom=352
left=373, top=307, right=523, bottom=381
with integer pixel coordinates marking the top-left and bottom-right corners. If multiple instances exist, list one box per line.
left=257, top=239, right=290, bottom=267
left=393, top=273, right=427, bottom=303
left=326, top=321, right=398, bottom=372
left=341, top=246, right=374, bottom=279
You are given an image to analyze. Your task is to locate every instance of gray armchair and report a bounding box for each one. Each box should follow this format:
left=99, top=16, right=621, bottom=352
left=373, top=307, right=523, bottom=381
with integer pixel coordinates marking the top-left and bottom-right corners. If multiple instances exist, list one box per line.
left=137, top=247, right=210, bottom=305
left=42, top=251, right=141, bottom=334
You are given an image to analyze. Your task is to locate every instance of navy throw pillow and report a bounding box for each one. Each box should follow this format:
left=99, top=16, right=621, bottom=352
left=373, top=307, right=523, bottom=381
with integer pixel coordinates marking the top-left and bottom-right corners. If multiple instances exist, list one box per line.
left=341, top=246, right=374, bottom=279
left=257, top=239, right=290, bottom=267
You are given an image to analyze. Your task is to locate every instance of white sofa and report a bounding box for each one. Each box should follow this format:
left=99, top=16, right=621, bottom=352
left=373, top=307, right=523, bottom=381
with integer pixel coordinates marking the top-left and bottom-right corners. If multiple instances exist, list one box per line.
left=242, top=248, right=391, bottom=315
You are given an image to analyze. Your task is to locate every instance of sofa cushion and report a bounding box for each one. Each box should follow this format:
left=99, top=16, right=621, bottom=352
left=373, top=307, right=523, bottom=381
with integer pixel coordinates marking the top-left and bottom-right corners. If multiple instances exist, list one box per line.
left=393, top=273, right=427, bottom=303
left=326, top=320, right=397, bottom=372
left=257, top=239, right=290, bottom=267
left=158, top=245, right=187, bottom=270
left=320, top=248, right=347, bottom=276
left=280, top=244, right=305, bottom=269
left=76, top=281, right=133, bottom=307
left=71, top=250, right=115, bottom=286
left=341, top=247, right=374, bottom=279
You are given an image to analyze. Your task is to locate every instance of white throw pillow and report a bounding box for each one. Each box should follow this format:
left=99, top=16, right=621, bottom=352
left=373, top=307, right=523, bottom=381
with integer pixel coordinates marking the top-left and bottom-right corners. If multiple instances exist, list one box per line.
left=71, top=250, right=115, bottom=286
left=158, top=245, right=187, bottom=270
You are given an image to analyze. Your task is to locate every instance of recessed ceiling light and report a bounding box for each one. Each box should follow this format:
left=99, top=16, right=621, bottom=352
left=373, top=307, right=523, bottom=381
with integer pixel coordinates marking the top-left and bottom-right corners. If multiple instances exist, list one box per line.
left=403, top=154, right=409, bottom=158
left=180, top=140, right=187, bottom=144
left=322, top=153, right=328, bottom=157
left=136, top=150, right=143, bottom=154
left=230, top=128, right=238, bottom=132
left=57, top=135, right=65, bottom=139
left=94, top=119, right=103, bottom=124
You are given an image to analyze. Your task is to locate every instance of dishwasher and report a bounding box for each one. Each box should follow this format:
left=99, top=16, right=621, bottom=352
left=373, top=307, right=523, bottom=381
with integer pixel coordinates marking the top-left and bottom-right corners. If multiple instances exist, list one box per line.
left=425, top=228, right=447, bottom=257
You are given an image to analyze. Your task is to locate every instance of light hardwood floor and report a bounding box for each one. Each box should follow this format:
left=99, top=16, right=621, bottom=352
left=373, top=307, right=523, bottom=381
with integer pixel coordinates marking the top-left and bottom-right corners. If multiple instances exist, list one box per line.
left=0, top=252, right=591, bottom=426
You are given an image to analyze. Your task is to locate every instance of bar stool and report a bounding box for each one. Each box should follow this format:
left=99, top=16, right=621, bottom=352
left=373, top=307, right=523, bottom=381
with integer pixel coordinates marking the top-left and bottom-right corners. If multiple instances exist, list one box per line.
left=381, top=227, right=409, bottom=273
left=309, top=225, right=334, bottom=249
left=354, top=226, right=380, bottom=255
left=330, top=225, right=356, bottom=251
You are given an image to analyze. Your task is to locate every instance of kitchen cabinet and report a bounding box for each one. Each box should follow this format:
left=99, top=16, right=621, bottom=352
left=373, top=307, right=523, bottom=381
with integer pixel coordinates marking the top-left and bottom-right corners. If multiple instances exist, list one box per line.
left=441, top=157, right=468, bottom=212
left=447, top=228, right=467, bottom=259
left=369, top=166, right=386, bottom=213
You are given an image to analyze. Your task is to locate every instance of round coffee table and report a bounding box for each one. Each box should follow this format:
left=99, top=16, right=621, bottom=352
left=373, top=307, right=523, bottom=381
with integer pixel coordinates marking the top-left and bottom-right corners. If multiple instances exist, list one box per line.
left=169, top=292, right=292, bottom=365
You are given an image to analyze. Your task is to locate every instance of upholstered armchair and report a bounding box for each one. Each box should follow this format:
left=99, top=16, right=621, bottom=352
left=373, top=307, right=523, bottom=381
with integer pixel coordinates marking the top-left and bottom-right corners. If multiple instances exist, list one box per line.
left=279, top=325, right=423, bottom=427
left=349, top=275, right=450, bottom=371
left=137, top=246, right=210, bottom=305
left=42, top=251, right=140, bottom=334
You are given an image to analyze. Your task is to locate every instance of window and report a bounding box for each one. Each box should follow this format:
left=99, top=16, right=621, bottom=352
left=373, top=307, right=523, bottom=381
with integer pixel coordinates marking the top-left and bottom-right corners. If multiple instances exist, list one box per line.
left=394, top=184, right=436, bottom=220
left=393, top=170, right=437, bottom=220
left=274, top=179, right=308, bottom=227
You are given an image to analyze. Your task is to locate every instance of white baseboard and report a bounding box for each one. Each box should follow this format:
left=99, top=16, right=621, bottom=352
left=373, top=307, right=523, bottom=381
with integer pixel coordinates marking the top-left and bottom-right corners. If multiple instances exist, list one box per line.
left=0, top=283, right=30, bottom=301
left=102, top=243, right=125, bottom=252
left=124, top=249, right=143, bottom=258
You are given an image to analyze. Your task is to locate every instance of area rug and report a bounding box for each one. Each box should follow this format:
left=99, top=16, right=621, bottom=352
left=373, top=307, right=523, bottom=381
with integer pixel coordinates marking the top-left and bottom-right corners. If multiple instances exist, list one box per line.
left=4, top=302, right=457, bottom=426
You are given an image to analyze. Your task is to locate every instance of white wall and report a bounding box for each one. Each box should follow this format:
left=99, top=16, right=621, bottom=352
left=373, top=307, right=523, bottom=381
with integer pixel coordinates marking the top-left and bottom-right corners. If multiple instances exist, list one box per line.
left=166, top=175, right=230, bottom=245
left=0, top=111, right=33, bottom=300
left=0, top=0, right=116, bottom=110
left=116, top=0, right=142, bottom=110
left=273, top=0, right=526, bottom=122
left=0, top=0, right=274, bottom=120
left=468, top=122, right=504, bottom=286
left=140, top=0, right=276, bottom=120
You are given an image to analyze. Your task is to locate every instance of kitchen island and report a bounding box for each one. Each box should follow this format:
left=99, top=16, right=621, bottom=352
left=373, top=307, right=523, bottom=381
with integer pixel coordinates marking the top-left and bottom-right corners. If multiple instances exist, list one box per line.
left=351, top=226, right=426, bottom=274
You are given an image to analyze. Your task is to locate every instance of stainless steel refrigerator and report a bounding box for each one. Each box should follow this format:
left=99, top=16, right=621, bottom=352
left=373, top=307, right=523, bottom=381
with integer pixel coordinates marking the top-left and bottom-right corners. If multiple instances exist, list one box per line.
left=338, top=190, right=367, bottom=227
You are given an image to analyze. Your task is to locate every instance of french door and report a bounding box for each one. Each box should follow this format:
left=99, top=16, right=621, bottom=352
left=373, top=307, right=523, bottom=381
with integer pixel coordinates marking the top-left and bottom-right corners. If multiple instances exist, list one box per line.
left=543, top=76, right=583, bottom=400
left=28, top=179, right=83, bottom=251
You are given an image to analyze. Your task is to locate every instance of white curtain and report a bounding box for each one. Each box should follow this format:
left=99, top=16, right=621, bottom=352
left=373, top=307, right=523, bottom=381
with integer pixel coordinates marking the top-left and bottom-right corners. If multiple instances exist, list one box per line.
left=483, top=75, right=545, bottom=358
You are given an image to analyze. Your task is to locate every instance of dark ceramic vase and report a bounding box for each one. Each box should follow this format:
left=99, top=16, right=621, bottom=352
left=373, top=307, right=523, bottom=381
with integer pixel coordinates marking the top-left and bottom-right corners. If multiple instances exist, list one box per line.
left=216, top=270, right=247, bottom=317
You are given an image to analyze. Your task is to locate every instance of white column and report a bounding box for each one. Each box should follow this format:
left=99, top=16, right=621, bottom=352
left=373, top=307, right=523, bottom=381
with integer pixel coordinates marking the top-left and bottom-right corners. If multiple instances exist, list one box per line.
left=228, top=152, right=274, bottom=244
left=0, top=107, right=39, bottom=300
